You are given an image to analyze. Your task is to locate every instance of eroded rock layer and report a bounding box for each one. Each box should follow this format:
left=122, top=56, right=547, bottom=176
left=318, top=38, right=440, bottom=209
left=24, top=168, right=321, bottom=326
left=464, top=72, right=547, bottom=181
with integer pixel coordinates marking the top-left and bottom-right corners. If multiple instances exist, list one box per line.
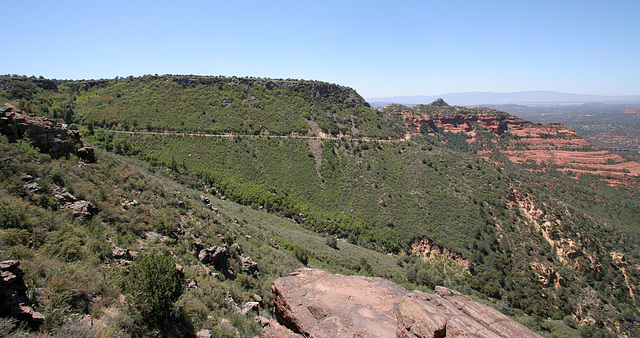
left=0, top=103, right=96, bottom=162
left=384, top=101, right=640, bottom=184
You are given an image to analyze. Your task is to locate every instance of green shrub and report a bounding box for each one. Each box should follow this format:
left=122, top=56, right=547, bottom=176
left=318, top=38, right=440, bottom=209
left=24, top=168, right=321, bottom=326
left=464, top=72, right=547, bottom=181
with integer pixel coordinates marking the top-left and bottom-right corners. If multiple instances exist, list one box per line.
left=325, top=236, right=338, bottom=249
left=124, top=253, right=183, bottom=327
left=293, top=246, right=309, bottom=266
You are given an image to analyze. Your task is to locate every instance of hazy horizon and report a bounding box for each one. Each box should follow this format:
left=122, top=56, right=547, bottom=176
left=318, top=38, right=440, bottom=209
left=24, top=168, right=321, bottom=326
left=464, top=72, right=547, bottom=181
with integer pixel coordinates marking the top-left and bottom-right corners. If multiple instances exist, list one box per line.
left=367, top=90, right=640, bottom=106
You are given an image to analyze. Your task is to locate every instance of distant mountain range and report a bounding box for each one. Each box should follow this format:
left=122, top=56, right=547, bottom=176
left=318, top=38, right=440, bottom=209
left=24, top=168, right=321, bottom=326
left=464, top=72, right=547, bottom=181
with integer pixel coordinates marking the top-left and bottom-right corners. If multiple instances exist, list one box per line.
left=367, top=91, right=640, bottom=107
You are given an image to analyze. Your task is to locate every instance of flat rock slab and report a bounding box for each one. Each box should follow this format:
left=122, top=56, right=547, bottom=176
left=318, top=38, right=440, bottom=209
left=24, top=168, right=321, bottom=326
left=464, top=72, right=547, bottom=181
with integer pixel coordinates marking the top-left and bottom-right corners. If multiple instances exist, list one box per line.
left=397, top=288, right=540, bottom=337
left=265, top=268, right=541, bottom=338
left=271, top=268, right=410, bottom=337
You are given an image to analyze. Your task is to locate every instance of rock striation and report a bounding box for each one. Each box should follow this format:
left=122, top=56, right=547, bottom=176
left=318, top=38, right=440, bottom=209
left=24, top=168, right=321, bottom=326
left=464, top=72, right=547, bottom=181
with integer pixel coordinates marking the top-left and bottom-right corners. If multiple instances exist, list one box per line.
left=263, top=268, right=539, bottom=338
left=0, top=260, right=44, bottom=330
left=397, top=288, right=540, bottom=338
left=384, top=103, right=640, bottom=184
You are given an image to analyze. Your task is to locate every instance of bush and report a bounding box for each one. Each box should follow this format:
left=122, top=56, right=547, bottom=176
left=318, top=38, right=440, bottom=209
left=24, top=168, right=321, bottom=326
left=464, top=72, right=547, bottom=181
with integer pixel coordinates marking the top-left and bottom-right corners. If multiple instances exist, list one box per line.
left=125, top=253, right=183, bottom=327
left=325, top=236, right=338, bottom=249
left=293, top=246, right=309, bottom=266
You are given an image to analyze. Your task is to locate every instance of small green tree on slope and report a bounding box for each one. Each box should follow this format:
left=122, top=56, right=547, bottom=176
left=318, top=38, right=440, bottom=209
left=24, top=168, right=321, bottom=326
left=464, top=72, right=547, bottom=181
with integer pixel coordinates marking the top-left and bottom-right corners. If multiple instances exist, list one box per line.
left=125, top=253, right=183, bottom=328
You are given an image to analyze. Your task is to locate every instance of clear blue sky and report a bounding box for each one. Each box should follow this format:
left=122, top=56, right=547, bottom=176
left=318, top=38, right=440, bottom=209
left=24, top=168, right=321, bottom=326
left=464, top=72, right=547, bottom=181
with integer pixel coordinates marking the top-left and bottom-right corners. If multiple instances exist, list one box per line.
left=3, top=0, right=639, bottom=98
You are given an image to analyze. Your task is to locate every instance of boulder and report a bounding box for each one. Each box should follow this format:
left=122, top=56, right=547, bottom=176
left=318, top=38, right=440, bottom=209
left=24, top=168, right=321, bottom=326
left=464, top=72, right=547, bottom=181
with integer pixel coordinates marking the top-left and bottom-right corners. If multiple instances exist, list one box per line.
left=198, top=246, right=234, bottom=278
left=262, top=320, right=304, bottom=338
left=77, top=146, right=97, bottom=163
left=49, top=184, right=77, bottom=203
left=231, top=242, right=243, bottom=254
left=265, top=269, right=541, bottom=338
left=240, top=255, right=259, bottom=275
left=62, top=200, right=98, bottom=220
left=23, top=182, right=42, bottom=194
left=121, top=199, right=140, bottom=210
left=0, top=260, right=44, bottom=330
left=112, top=247, right=136, bottom=261
left=241, top=301, right=260, bottom=315
left=196, top=329, right=212, bottom=338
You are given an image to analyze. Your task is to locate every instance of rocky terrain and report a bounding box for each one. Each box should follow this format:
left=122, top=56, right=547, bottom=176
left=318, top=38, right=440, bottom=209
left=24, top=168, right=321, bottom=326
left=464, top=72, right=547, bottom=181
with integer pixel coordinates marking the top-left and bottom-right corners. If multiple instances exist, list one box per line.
left=0, top=103, right=95, bottom=162
left=263, top=268, right=539, bottom=337
left=0, top=260, right=43, bottom=330
left=410, top=237, right=470, bottom=272
left=2, top=75, right=639, bottom=336
left=384, top=100, right=640, bottom=184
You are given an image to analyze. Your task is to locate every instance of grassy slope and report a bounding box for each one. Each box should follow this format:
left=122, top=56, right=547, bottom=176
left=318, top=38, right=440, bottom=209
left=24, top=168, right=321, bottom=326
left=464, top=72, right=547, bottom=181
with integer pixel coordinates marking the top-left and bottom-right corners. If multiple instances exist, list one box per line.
left=67, top=75, right=402, bottom=138
left=0, top=136, right=413, bottom=336
left=93, top=131, right=509, bottom=253
left=4, top=74, right=639, bottom=335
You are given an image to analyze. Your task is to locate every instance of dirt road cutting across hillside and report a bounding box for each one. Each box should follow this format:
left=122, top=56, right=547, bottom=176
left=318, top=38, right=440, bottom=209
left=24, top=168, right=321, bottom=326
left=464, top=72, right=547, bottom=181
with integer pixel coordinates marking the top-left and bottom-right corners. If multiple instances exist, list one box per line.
left=110, top=130, right=412, bottom=143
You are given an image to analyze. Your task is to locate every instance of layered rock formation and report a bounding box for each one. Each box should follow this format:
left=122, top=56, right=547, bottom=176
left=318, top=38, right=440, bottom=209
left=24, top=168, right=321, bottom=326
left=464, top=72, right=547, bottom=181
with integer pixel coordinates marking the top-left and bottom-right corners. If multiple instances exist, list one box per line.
left=384, top=101, right=517, bottom=138
left=384, top=101, right=640, bottom=184
left=397, top=288, right=539, bottom=338
left=263, top=268, right=539, bottom=338
left=0, top=103, right=96, bottom=162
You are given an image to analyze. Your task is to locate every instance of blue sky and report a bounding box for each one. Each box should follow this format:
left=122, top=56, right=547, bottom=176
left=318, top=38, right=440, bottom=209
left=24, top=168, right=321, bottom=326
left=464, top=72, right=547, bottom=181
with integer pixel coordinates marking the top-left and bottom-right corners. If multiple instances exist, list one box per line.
left=3, top=1, right=639, bottom=97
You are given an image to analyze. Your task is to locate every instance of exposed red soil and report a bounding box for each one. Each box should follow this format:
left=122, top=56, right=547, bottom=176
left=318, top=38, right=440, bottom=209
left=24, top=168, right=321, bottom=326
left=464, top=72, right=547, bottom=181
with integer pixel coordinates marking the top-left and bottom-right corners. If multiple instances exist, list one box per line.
left=386, top=104, right=640, bottom=185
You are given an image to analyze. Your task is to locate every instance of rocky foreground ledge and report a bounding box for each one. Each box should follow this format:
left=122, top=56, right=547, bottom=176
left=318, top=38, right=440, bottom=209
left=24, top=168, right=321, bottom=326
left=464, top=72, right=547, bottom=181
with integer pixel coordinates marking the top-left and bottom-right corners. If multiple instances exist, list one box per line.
left=0, top=260, right=44, bottom=330
left=262, top=268, right=539, bottom=338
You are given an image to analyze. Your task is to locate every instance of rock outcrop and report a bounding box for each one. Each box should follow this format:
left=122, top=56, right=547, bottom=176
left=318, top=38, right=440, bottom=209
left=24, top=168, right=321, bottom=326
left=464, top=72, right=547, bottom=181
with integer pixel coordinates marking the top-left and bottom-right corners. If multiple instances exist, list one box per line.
left=429, top=98, right=450, bottom=107
left=198, top=246, right=235, bottom=278
left=384, top=103, right=640, bottom=184
left=264, top=268, right=539, bottom=338
left=240, top=255, right=259, bottom=275
left=397, top=288, right=540, bottom=337
left=62, top=200, right=99, bottom=220
left=269, top=268, right=407, bottom=337
left=77, top=146, right=97, bottom=163
left=0, top=260, right=44, bottom=330
left=48, top=184, right=98, bottom=220
left=410, top=237, right=470, bottom=272
left=0, top=104, right=95, bottom=162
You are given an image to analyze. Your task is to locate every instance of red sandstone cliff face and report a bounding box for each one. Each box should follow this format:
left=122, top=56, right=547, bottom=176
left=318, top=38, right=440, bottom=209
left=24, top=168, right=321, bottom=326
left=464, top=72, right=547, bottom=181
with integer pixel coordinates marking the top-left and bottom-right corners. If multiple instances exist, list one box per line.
left=384, top=102, right=640, bottom=185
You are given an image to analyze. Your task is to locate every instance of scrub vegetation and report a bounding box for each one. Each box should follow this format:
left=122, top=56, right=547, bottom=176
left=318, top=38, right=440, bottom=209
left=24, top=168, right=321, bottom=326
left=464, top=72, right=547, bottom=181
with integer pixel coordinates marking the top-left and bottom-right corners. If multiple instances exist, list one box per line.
left=1, top=74, right=639, bottom=336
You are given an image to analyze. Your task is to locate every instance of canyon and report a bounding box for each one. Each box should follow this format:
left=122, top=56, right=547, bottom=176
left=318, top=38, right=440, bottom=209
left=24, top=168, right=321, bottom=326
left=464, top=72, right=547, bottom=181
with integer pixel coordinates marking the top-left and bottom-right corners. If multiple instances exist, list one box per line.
left=384, top=100, right=640, bottom=185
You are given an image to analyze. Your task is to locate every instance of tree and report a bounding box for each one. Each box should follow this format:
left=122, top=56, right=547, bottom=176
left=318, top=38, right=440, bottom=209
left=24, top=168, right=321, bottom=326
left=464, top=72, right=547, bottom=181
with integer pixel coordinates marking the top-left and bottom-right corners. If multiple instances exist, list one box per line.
left=64, top=107, right=74, bottom=125
left=125, top=253, right=183, bottom=327
left=325, top=236, right=338, bottom=249
left=8, top=80, right=37, bottom=100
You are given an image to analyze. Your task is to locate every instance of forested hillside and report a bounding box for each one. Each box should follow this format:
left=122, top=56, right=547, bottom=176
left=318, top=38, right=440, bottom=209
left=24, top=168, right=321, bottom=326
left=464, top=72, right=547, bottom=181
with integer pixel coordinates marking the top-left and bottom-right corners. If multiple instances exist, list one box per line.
left=1, top=74, right=640, bottom=336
